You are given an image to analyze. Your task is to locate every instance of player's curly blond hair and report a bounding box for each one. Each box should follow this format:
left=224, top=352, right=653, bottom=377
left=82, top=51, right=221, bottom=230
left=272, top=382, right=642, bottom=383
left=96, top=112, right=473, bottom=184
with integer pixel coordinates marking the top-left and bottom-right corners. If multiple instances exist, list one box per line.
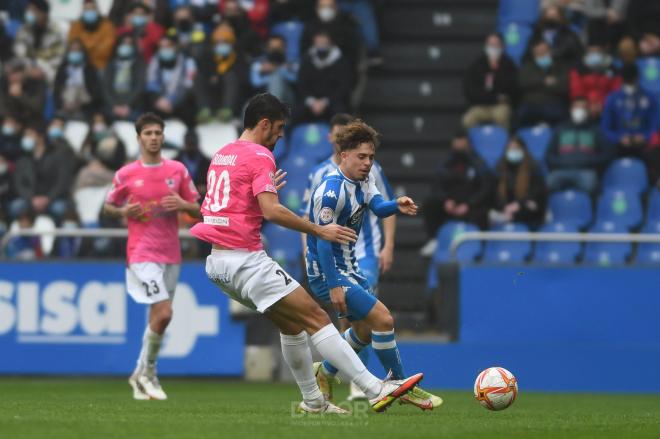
left=335, top=120, right=380, bottom=152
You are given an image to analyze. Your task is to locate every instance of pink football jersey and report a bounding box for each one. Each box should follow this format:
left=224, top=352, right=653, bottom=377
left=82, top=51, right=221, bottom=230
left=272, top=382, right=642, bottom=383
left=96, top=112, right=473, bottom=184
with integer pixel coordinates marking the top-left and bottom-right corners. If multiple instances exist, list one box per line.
left=106, top=159, right=200, bottom=264
left=190, top=140, right=277, bottom=250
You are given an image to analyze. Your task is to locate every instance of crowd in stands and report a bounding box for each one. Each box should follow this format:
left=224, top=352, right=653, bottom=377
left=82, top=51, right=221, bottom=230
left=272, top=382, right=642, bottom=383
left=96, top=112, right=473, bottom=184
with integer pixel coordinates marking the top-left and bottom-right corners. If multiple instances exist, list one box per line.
left=422, top=0, right=660, bottom=265
left=0, top=0, right=381, bottom=259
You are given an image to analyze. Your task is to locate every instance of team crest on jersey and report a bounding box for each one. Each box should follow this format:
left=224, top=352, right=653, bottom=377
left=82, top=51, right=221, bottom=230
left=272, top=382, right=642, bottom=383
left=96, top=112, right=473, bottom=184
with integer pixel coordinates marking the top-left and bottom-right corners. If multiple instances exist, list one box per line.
left=324, top=190, right=337, bottom=199
left=165, top=178, right=175, bottom=188
left=348, top=205, right=365, bottom=226
left=320, top=207, right=334, bottom=223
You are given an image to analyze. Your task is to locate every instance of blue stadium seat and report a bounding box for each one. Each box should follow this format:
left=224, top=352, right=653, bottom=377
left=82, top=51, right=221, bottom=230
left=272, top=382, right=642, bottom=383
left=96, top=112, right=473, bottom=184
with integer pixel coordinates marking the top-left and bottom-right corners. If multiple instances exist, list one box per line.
left=602, top=158, right=648, bottom=195
left=517, top=124, right=552, bottom=171
left=427, top=222, right=481, bottom=289
left=262, top=222, right=303, bottom=280
left=595, top=190, right=643, bottom=230
left=482, top=222, right=532, bottom=263
left=635, top=221, right=660, bottom=264
left=290, top=123, right=333, bottom=163
left=547, top=190, right=593, bottom=229
left=647, top=189, right=660, bottom=223
left=498, top=0, right=540, bottom=25
left=498, top=22, right=533, bottom=65
left=583, top=221, right=631, bottom=266
left=533, top=222, right=581, bottom=264
left=637, top=57, right=660, bottom=107
left=277, top=153, right=314, bottom=214
left=271, top=20, right=304, bottom=63
left=468, top=125, right=508, bottom=170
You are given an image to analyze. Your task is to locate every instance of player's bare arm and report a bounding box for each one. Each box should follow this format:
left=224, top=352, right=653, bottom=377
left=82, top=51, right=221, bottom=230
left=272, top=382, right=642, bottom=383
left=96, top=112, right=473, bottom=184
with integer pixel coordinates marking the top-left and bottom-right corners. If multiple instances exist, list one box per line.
left=380, top=215, right=396, bottom=274
left=257, top=192, right=357, bottom=245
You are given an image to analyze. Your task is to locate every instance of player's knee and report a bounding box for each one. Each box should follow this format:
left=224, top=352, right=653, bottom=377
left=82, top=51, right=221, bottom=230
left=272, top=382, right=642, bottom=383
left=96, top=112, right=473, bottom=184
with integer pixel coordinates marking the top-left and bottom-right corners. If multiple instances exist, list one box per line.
left=373, top=308, right=394, bottom=332
left=156, top=306, right=173, bottom=326
left=303, top=303, right=331, bottom=332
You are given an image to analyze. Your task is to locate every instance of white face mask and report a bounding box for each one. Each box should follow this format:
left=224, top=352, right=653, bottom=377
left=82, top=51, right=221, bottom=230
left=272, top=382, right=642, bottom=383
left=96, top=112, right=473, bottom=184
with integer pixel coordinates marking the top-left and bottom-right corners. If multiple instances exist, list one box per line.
left=571, top=107, right=588, bottom=124
left=485, top=46, right=502, bottom=59
left=506, top=148, right=524, bottom=163
left=318, top=6, right=336, bottom=22
left=622, top=84, right=636, bottom=95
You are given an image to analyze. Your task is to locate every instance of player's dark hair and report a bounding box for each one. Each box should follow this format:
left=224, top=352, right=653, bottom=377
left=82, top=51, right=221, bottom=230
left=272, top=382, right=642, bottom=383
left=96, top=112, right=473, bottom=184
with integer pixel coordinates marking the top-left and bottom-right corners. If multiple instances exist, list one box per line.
left=335, top=120, right=380, bottom=152
left=330, top=113, right=355, bottom=129
left=243, top=93, right=290, bottom=129
left=135, top=112, right=164, bottom=135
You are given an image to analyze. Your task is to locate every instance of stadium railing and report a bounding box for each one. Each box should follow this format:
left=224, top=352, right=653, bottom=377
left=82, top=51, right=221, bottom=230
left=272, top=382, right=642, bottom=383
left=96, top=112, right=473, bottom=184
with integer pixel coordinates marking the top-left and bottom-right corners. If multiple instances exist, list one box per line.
left=449, top=231, right=660, bottom=260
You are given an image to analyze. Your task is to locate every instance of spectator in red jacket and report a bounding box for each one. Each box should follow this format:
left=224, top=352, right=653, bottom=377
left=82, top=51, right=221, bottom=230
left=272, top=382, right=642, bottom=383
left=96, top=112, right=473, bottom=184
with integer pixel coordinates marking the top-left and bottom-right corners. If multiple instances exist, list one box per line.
left=570, top=43, right=622, bottom=118
left=117, top=2, right=165, bottom=62
left=220, top=0, right=269, bottom=38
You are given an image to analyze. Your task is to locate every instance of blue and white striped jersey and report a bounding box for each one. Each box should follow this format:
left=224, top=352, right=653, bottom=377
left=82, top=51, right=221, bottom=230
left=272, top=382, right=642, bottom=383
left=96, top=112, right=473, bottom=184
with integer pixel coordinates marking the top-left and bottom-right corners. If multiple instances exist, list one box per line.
left=302, top=156, right=395, bottom=260
left=306, top=167, right=398, bottom=282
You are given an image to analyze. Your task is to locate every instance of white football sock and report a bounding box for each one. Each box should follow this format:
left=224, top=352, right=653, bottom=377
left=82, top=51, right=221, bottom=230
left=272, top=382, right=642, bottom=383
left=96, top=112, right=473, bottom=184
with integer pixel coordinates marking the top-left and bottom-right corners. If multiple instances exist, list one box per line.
left=280, top=332, right=325, bottom=407
left=137, top=325, right=163, bottom=375
left=309, top=324, right=382, bottom=399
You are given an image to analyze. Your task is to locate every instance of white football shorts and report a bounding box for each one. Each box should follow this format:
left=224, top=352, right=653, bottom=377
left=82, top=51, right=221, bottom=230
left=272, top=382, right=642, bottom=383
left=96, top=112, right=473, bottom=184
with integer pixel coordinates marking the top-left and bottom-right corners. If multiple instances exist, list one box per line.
left=126, top=262, right=180, bottom=304
left=205, top=249, right=300, bottom=313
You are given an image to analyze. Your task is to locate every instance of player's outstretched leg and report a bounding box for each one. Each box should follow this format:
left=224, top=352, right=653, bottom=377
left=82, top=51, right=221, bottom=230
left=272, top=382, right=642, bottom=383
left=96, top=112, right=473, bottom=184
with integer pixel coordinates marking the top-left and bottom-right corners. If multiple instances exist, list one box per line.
left=129, top=301, right=171, bottom=400
left=363, top=302, right=443, bottom=411
left=269, top=287, right=424, bottom=412
left=273, top=316, right=349, bottom=414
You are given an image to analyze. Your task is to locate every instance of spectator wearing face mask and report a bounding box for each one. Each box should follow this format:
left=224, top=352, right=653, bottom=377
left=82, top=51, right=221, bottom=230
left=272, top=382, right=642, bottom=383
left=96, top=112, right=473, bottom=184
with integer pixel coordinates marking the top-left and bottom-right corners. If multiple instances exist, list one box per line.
left=168, top=5, right=207, bottom=57
left=46, top=117, right=76, bottom=159
left=195, top=22, right=247, bottom=123
left=10, top=124, right=75, bottom=224
left=0, top=59, right=47, bottom=127
left=117, top=2, right=165, bottom=62
left=301, top=0, right=360, bottom=74
left=53, top=40, right=105, bottom=121
left=546, top=96, right=613, bottom=194
left=103, top=33, right=147, bottom=121
left=68, top=0, right=117, bottom=71
left=13, top=0, right=65, bottom=84
left=570, top=43, right=622, bottom=118
left=293, top=30, right=351, bottom=125
left=250, top=35, right=297, bottom=105
left=146, top=35, right=197, bottom=126
left=420, top=131, right=493, bottom=256
left=462, top=33, right=518, bottom=130
left=489, top=136, right=546, bottom=228
left=601, top=63, right=658, bottom=157
left=109, top=0, right=172, bottom=28
left=0, top=116, right=24, bottom=162
left=518, top=39, right=570, bottom=128
left=528, top=5, right=583, bottom=66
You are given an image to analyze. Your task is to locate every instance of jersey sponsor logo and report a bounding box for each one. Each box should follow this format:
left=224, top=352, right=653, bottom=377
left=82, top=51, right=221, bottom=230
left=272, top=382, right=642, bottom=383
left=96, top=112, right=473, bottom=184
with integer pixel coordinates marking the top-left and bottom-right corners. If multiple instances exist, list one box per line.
left=349, top=205, right=365, bottom=226
left=320, top=207, right=334, bottom=223
left=324, top=190, right=337, bottom=199
left=204, top=216, right=229, bottom=226
left=211, top=154, right=238, bottom=166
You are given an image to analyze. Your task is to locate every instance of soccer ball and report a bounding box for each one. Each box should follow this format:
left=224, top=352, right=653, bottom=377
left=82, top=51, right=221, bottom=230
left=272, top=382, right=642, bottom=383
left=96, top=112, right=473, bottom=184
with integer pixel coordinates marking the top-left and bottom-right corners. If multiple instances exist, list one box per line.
left=474, top=367, right=518, bottom=411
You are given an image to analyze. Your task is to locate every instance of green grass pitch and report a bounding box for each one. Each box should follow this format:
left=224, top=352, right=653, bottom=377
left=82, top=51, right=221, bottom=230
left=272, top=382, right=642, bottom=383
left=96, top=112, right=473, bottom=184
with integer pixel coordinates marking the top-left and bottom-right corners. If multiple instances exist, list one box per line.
left=1, top=378, right=660, bottom=439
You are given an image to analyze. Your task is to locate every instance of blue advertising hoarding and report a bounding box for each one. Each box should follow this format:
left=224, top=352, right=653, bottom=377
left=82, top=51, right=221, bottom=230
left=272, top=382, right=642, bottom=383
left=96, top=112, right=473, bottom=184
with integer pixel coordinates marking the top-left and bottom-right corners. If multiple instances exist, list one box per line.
left=0, top=262, right=245, bottom=375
